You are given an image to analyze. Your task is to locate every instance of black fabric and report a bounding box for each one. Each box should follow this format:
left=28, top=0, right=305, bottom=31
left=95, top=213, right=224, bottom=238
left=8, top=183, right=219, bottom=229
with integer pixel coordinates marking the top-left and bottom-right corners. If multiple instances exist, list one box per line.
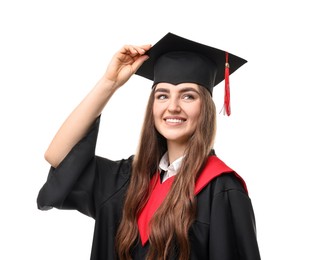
left=152, top=51, right=217, bottom=94
left=135, top=32, right=247, bottom=93
left=37, top=117, right=261, bottom=260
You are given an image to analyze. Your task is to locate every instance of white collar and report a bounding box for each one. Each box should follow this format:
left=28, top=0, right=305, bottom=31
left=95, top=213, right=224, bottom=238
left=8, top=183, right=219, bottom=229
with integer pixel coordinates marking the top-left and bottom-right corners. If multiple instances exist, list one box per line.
left=159, top=152, right=184, bottom=182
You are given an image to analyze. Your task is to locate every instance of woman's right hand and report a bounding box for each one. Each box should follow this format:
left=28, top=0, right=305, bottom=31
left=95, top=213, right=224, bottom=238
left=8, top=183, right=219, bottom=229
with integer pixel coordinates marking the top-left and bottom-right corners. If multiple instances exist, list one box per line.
left=104, top=44, right=151, bottom=89
left=44, top=44, right=151, bottom=168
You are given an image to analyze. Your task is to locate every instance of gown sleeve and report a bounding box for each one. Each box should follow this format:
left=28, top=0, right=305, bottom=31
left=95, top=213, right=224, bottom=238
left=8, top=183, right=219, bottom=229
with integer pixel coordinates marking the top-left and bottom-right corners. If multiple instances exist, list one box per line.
left=209, top=174, right=261, bottom=260
left=36, top=116, right=101, bottom=218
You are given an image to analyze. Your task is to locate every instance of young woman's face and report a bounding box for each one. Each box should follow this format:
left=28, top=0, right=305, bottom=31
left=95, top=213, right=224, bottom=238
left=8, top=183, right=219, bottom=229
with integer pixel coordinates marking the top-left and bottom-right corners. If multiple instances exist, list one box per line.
left=153, top=82, right=202, bottom=146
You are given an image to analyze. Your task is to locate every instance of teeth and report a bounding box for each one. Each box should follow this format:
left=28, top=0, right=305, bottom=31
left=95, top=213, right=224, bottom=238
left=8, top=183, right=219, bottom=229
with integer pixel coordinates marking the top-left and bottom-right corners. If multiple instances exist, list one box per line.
left=166, top=118, right=184, bottom=123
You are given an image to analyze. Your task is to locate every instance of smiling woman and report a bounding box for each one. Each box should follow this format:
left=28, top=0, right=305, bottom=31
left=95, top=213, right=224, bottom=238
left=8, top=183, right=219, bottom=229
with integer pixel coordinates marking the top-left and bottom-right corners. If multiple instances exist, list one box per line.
left=37, top=32, right=261, bottom=260
left=153, top=83, right=202, bottom=158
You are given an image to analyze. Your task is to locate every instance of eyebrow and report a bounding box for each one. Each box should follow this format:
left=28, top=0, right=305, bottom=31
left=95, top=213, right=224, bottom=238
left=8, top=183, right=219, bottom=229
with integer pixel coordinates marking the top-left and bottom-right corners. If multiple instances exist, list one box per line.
left=154, top=87, right=200, bottom=94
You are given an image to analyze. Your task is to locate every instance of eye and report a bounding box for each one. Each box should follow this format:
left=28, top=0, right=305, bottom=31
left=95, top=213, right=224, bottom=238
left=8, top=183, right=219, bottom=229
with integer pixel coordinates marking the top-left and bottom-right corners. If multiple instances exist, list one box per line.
left=182, top=94, right=195, bottom=100
left=155, top=94, right=168, bottom=100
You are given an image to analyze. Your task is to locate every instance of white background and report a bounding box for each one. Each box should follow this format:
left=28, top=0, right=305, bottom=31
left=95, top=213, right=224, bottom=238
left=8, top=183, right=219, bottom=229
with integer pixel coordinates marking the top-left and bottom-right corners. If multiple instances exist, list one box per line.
left=1, top=0, right=312, bottom=259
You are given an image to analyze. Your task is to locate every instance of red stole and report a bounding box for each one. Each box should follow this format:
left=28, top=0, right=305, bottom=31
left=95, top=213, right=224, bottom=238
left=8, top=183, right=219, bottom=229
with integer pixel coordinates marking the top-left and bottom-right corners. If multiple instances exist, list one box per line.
left=137, top=155, right=247, bottom=246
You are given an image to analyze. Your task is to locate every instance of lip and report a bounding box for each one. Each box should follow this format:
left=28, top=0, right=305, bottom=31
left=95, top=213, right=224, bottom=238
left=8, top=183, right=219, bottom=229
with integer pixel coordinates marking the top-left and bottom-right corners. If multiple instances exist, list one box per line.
left=163, top=116, right=186, bottom=125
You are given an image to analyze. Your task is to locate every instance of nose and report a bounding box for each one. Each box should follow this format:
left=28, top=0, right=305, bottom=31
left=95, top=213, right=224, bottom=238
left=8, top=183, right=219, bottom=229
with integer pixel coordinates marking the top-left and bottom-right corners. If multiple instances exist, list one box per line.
left=167, top=97, right=181, bottom=113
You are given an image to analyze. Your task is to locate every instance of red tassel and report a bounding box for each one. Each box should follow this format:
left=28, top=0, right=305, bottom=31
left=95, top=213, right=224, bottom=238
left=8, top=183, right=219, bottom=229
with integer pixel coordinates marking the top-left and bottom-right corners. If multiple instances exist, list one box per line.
left=223, top=52, right=231, bottom=116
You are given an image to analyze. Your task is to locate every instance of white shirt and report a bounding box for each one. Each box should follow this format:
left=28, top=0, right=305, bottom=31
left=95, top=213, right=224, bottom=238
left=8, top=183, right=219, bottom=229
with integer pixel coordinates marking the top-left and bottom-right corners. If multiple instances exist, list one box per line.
left=159, top=152, right=184, bottom=182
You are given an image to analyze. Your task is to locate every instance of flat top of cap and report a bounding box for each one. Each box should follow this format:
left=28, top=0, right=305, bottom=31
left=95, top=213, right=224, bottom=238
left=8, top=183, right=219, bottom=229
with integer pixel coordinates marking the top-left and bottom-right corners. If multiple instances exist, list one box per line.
left=135, top=32, right=247, bottom=87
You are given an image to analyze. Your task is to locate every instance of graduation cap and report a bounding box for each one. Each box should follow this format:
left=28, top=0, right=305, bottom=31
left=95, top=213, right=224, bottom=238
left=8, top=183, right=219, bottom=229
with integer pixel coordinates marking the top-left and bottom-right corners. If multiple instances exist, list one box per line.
left=135, top=32, right=247, bottom=116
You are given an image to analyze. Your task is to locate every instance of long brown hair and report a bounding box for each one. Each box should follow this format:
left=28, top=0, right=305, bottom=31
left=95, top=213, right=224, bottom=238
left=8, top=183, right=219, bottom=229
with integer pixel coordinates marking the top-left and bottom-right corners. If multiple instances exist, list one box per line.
left=116, top=85, right=216, bottom=259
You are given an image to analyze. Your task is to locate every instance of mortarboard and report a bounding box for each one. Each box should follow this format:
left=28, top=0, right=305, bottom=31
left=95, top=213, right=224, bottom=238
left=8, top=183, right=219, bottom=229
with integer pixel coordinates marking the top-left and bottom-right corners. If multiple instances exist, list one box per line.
left=135, top=32, right=247, bottom=115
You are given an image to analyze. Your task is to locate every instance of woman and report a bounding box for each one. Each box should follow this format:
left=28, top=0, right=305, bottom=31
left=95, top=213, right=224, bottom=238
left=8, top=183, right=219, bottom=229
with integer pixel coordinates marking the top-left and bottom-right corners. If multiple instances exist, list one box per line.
left=37, top=33, right=261, bottom=260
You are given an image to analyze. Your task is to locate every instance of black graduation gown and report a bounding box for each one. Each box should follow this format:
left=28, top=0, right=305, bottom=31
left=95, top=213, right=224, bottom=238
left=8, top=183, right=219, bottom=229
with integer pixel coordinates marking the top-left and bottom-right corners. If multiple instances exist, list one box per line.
left=37, top=117, right=261, bottom=260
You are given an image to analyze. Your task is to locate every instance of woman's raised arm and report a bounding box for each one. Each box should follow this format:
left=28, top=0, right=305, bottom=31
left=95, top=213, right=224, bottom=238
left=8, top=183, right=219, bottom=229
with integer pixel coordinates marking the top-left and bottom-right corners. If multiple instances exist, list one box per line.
left=44, top=44, right=151, bottom=168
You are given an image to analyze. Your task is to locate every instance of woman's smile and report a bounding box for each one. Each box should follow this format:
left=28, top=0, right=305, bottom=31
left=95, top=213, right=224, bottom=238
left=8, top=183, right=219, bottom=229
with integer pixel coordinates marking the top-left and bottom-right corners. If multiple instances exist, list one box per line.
left=153, top=82, right=201, bottom=146
left=164, top=116, right=186, bottom=125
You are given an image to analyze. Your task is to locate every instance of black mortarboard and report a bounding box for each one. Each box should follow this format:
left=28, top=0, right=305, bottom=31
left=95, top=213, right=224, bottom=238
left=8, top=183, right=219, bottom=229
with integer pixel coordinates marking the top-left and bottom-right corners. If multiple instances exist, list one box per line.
left=135, top=32, right=247, bottom=115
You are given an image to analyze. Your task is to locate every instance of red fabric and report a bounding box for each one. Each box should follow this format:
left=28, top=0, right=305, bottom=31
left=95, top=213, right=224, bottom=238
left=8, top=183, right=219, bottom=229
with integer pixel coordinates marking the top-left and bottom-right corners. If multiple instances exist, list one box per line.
left=137, top=174, right=175, bottom=245
left=137, top=156, right=247, bottom=245
left=224, top=52, right=231, bottom=116
left=195, top=155, right=247, bottom=195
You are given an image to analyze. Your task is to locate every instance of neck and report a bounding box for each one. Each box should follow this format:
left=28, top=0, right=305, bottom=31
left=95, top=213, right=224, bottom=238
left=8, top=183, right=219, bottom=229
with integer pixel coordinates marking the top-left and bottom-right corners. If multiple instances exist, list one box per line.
left=167, top=141, right=186, bottom=164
